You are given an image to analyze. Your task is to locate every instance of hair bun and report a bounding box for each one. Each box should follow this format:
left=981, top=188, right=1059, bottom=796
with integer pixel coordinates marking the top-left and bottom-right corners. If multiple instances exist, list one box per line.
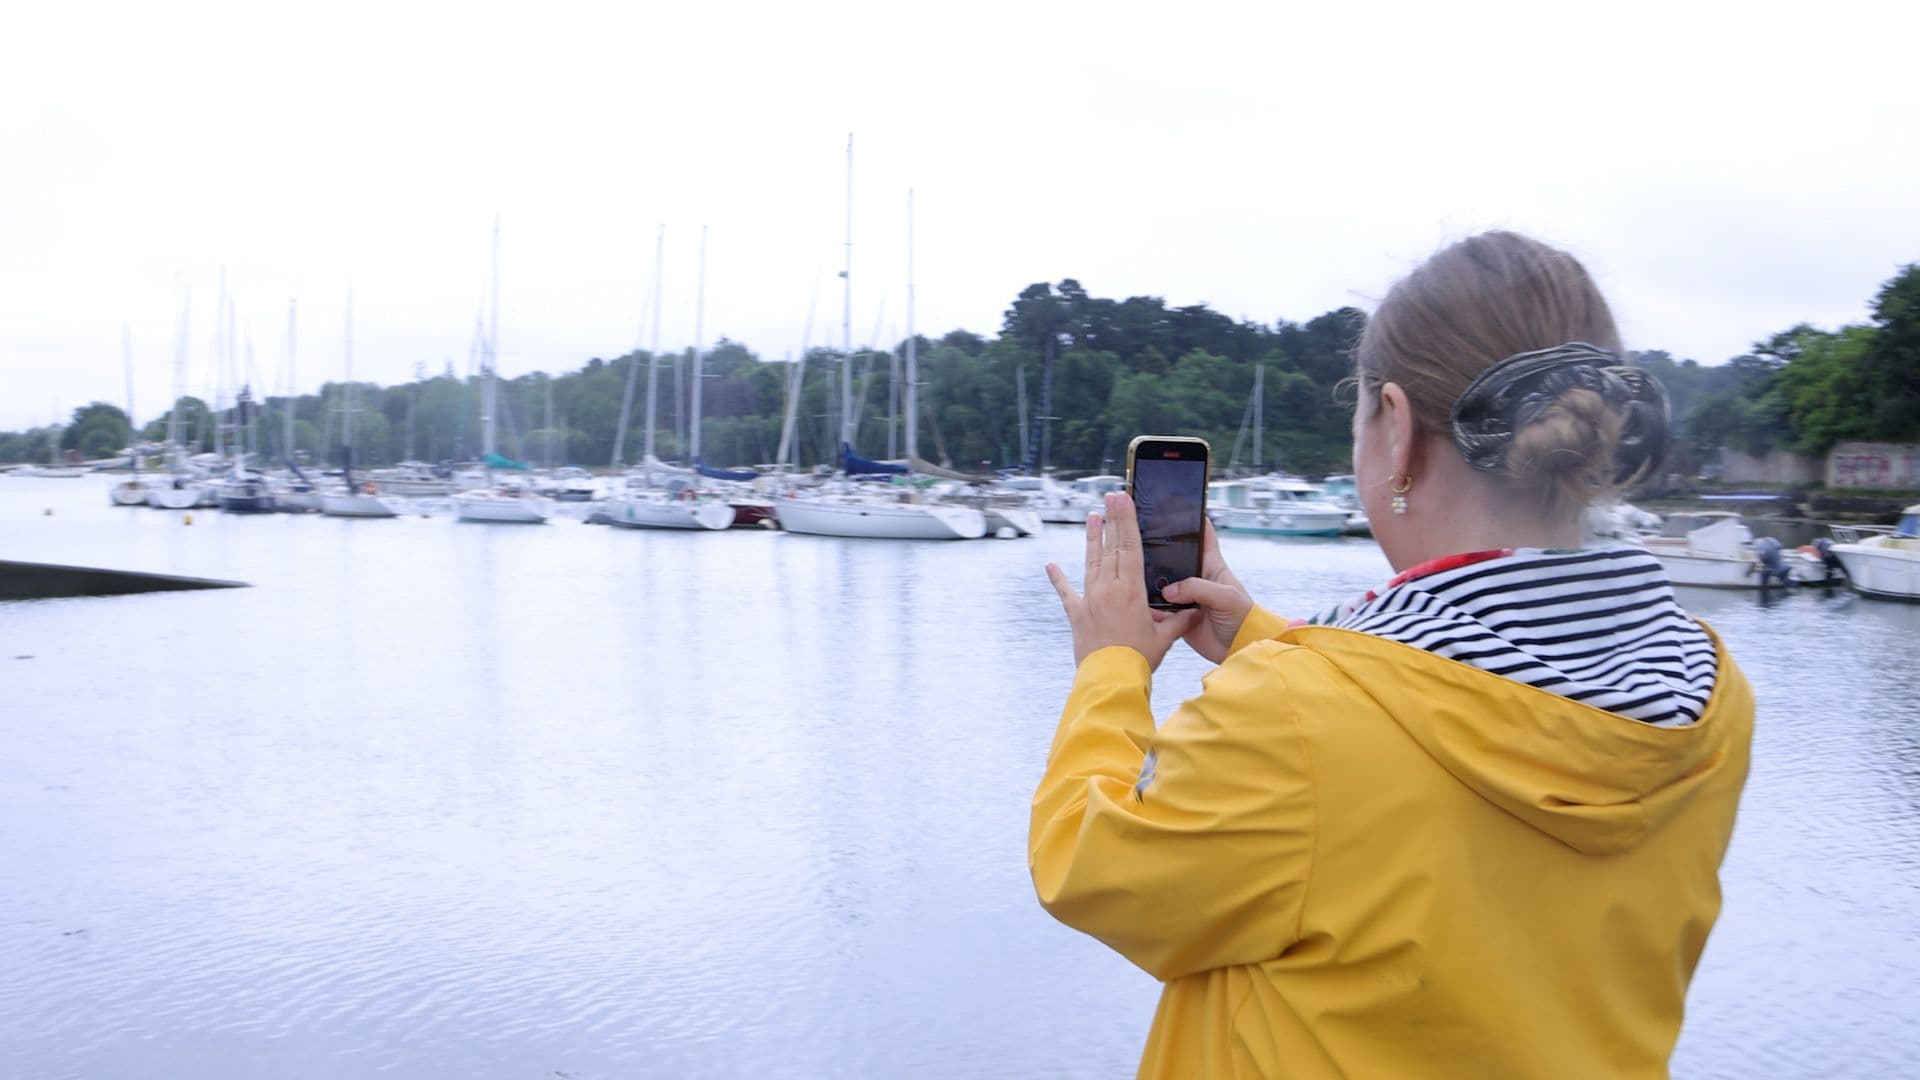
left=1450, top=342, right=1669, bottom=487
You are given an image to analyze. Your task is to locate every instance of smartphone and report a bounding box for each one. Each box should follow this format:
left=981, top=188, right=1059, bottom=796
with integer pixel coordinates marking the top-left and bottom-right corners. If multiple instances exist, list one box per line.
left=1125, top=435, right=1210, bottom=610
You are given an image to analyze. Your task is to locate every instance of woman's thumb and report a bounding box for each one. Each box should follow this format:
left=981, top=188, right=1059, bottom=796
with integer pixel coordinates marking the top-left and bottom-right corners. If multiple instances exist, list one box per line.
left=1164, top=576, right=1236, bottom=609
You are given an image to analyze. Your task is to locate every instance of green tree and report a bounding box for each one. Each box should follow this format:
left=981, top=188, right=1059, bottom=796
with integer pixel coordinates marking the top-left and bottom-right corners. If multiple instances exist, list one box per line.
left=63, top=402, right=132, bottom=459
left=1865, top=263, right=1920, bottom=439
left=1771, top=326, right=1877, bottom=455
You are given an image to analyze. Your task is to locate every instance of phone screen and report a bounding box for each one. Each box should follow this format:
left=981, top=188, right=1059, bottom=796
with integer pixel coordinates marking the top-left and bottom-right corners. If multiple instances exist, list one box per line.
left=1132, top=452, right=1207, bottom=610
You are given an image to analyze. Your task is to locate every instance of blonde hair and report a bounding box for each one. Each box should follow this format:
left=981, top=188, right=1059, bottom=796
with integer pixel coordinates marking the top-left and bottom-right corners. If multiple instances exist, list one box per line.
left=1354, top=231, right=1648, bottom=512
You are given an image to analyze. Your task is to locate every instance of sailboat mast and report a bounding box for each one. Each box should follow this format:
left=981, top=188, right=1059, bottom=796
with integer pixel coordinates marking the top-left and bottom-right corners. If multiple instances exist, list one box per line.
left=644, top=225, right=664, bottom=467
left=284, top=300, right=297, bottom=464
left=484, top=216, right=500, bottom=459
left=690, top=224, right=708, bottom=464
left=244, top=332, right=256, bottom=465
left=211, top=269, right=226, bottom=461
left=169, top=279, right=190, bottom=464
left=612, top=225, right=658, bottom=469
left=342, top=288, right=355, bottom=454
left=905, top=188, right=917, bottom=464
left=122, top=322, right=137, bottom=476
left=225, top=290, right=237, bottom=467
left=776, top=280, right=819, bottom=470
left=1253, top=361, right=1264, bottom=473
left=840, top=132, right=854, bottom=457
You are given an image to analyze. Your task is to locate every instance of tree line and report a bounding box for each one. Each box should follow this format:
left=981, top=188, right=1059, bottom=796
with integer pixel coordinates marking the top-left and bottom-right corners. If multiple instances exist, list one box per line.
left=7, top=264, right=1916, bottom=483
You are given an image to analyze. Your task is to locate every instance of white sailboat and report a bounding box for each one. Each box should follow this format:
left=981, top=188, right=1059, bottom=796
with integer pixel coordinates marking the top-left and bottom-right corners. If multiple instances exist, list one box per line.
left=110, top=324, right=153, bottom=506
left=148, top=286, right=209, bottom=509
left=774, top=489, right=988, bottom=539
left=453, top=220, right=550, bottom=525
left=776, top=145, right=987, bottom=541
left=271, top=301, right=322, bottom=513
left=320, top=289, right=401, bottom=518
left=604, top=226, right=731, bottom=532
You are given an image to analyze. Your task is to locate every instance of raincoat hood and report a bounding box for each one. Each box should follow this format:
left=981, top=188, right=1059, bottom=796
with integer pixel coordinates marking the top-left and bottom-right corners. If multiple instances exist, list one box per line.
left=1292, top=622, right=1742, bottom=855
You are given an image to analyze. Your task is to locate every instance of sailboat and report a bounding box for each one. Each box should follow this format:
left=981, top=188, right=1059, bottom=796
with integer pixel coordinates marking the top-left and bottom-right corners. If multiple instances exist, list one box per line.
left=110, top=324, right=153, bottom=505
left=320, top=290, right=401, bottom=518
left=774, top=140, right=988, bottom=542
left=148, top=285, right=211, bottom=509
left=267, top=301, right=321, bottom=512
left=605, top=225, right=733, bottom=531
left=454, top=219, right=550, bottom=524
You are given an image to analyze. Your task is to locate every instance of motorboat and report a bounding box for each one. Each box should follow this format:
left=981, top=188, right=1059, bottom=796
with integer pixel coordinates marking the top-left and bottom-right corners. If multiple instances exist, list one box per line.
left=1207, top=478, right=1348, bottom=537
left=1631, top=511, right=1762, bottom=588
left=537, top=466, right=601, bottom=502
left=1585, top=500, right=1664, bottom=544
left=723, top=496, right=780, bottom=529
left=1035, top=474, right=1125, bottom=524
left=368, top=461, right=457, bottom=497
left=1829, top=505, right=1920, bottom=601
left=1321, top=474, right=1373, bottom=536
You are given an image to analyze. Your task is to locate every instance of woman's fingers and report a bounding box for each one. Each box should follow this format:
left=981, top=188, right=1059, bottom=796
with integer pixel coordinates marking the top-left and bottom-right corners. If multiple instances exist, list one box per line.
left=1046, top=561, right=1081, bottom=615
left=1163, top=575, right=1242, bottom=612
left=1083, top=511, right=1104, bottom=584
left=1107, top=492, right=1142, bottom=583
left=1154, top=607, right=1200, bottom=649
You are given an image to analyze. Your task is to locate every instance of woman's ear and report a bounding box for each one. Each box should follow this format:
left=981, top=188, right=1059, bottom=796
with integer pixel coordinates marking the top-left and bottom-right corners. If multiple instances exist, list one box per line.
left=1379, top=381, right=1419, bottom=478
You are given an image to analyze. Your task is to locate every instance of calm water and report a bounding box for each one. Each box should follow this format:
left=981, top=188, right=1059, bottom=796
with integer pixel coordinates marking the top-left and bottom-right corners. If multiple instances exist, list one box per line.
left=2, top=476, right=1916, bottom=1079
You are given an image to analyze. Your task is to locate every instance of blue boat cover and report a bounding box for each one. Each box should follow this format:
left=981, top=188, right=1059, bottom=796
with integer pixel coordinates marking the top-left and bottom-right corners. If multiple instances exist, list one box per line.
left=696, top=459, right=760, bottom=482
left=841, top=443, right=907, bottom=477
left=484, top=452, right=531, bottom=471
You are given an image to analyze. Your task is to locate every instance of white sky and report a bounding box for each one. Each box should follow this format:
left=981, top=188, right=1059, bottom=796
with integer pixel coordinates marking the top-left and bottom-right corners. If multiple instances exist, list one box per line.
left=3, top=0, right=1915, bottom=430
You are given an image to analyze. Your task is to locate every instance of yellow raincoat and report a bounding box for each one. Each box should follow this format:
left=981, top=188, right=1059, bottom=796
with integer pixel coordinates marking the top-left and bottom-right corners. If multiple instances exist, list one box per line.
left=1030, top=606, right=1752, bottom=1078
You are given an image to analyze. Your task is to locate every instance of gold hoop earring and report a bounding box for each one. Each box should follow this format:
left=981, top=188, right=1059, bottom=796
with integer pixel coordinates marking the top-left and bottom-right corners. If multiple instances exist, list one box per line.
left=1390, top=474, right=1413, bottom=515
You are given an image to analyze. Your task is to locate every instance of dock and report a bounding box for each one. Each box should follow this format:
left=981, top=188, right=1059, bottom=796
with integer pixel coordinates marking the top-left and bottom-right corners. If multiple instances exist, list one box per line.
left=0, top=560, right=249, bottom=601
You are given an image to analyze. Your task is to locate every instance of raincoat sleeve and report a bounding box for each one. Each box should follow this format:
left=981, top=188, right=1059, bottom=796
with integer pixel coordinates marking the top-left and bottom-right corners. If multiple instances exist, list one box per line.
left=1228, top=604, right=1291, bottom=657
left=1029, top=642, right=1314, bottom=983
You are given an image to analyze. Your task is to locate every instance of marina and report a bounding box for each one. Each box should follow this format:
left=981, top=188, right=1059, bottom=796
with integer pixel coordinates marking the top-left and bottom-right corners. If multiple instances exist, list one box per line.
left=2, top=474, right=1916, bottom=1077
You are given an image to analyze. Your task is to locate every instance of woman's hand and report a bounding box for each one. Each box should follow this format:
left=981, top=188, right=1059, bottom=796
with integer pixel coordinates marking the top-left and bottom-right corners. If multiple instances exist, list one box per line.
left=1158, top=521, right=1253, bottom=664
left=1046, top=493, right=1198, bottom=670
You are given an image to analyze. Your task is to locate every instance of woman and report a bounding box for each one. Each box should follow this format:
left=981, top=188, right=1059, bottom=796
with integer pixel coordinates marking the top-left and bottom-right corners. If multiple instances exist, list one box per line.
left=1034, top=231, right=1752, bottom=1079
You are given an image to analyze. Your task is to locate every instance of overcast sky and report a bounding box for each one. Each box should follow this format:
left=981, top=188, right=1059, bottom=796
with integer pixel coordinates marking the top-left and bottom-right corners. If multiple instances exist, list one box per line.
left=3, top=0, right=1915, bottom=431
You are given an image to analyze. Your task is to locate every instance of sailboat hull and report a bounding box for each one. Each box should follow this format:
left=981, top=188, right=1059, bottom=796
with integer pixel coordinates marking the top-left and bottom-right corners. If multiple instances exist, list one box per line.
left=454, top=492, right=549, bottom=524
left=147, top=484, right=203, bottom=510
left=605, top=495, right=733, bottom=531
left=321, top=492, right=401, bottom=518
left=774, top=496, right=987, bottom=540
